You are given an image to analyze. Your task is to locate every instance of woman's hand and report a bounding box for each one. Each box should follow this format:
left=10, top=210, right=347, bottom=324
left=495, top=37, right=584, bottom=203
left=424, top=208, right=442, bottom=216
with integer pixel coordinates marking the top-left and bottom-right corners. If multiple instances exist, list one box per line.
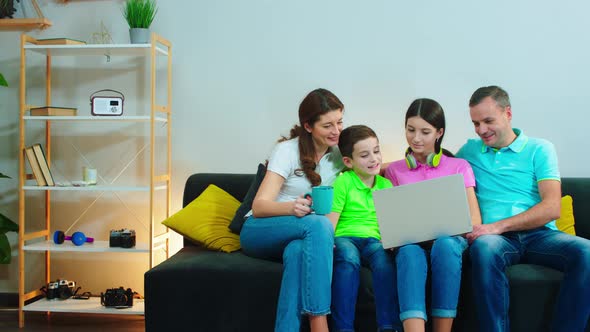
left=292, top=195, right=312, bottom=217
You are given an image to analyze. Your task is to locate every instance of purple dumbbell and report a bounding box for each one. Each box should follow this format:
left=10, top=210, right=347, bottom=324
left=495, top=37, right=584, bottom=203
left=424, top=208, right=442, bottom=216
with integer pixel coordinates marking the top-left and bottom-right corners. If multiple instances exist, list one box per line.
left=53, top=230, right=94, bottom=246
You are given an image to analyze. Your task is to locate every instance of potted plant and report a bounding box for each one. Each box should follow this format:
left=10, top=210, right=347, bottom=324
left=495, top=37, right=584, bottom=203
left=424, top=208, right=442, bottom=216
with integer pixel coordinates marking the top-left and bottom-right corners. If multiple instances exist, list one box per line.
left=0, top=172, right=18, bottom=264
left=0, top=73, right=19, bottom=264
left=123, top=0, right=157, bottom=44
left=0, top=0, right=20, bottom=19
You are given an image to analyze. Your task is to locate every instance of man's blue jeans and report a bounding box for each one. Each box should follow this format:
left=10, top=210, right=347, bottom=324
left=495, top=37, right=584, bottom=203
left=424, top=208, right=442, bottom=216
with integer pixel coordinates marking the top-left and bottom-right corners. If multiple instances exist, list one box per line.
left=470, top=227, right=590, bottom=332
left=240, top=214, right=334, bottom=332
left=331, top=236, right=401, bottom=332
left=395, top=236, right=467, bottom=322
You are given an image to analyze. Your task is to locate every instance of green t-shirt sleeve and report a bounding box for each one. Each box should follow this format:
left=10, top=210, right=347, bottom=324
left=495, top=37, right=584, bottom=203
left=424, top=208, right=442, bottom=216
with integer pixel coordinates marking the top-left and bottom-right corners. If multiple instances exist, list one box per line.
left=331, top=173, right=348, bottom=214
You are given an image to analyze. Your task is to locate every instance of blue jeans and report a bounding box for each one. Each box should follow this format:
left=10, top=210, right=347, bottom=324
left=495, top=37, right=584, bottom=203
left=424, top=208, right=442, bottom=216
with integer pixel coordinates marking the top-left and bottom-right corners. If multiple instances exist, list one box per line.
left=331, top=236, right=401, bottom=332
left=470, top=227, right=590, bottom=332
left=240, top=214, right=334, bottom=332
left=395, top=236, right=467, bottom=322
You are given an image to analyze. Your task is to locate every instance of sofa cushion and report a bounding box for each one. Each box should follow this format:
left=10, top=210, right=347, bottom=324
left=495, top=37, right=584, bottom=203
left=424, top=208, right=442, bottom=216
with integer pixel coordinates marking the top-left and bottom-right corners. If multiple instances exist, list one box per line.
left=162, top=184, right=241, bottom=252
left=229, top=163, right=266, bottom=234
left=561, top=178, right=590, bottom=239
left=556, top=195, right=575, bottom=235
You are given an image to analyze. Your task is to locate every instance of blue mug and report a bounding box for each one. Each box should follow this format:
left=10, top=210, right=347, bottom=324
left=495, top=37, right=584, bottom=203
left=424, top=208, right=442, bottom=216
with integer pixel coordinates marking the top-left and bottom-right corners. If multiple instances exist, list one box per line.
left=304, top=186, right=334, bottom=215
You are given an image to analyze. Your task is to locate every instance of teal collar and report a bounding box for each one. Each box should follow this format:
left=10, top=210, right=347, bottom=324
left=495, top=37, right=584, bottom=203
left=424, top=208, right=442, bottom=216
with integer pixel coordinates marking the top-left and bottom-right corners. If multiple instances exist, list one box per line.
left=480, top=128, right=528, bottom=153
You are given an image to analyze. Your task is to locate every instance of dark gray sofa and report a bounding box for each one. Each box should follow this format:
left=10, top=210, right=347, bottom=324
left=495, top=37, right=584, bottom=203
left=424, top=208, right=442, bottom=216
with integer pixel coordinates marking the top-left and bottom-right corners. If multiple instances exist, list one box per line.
left=144, top=174, right=590, bottom=332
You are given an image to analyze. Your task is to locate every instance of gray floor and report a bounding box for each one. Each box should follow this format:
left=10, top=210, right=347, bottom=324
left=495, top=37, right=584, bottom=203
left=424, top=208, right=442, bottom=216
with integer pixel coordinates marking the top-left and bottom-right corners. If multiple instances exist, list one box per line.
left=0, top=309, right=144, bottom=331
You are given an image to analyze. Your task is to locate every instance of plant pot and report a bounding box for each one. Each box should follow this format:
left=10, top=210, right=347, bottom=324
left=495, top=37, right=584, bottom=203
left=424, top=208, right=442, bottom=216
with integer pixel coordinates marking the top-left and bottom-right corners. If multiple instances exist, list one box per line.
left=129, top=28, right=150, bottom=44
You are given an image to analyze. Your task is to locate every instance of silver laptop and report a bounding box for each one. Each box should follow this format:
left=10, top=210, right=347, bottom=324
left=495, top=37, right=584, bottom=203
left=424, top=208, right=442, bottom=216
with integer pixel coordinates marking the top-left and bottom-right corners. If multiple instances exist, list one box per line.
left=373, top=174, right=472, bottom=249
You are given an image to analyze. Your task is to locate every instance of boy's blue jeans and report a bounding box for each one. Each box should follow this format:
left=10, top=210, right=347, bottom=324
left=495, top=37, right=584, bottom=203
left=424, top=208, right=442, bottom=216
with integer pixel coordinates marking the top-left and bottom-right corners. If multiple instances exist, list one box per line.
left=470, top=228, right=590, bottom=332
left=331, top=236, right=401, bottom=332
left=240, top=214, right=334, bottom=332
left=395, top=236, right=467, bottom=322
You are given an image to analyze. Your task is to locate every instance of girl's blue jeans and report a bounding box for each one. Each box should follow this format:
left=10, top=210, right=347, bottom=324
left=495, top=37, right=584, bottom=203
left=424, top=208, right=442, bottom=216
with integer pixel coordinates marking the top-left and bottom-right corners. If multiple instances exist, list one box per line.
left=395, top=236, right=467, bottom=322
left=240, top=214, right=334, bottom=332
left=331, top=236, right=401, bottom=332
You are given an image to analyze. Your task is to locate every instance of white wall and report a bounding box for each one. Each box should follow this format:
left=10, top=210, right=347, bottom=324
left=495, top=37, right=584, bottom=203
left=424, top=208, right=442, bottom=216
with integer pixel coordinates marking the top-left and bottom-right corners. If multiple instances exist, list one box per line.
left=0, top=0, right=588, bottom=294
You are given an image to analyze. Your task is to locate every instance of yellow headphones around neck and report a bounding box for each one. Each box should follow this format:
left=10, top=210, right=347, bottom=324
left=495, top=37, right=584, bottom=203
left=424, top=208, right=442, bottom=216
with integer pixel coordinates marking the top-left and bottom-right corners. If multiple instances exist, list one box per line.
left=405, top=146, right=443, bottom=169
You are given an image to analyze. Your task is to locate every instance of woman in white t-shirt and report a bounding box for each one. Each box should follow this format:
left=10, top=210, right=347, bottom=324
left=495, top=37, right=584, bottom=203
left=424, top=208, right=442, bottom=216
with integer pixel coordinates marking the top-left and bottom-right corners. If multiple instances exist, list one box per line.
left=240, top=88, right=345, bottom=332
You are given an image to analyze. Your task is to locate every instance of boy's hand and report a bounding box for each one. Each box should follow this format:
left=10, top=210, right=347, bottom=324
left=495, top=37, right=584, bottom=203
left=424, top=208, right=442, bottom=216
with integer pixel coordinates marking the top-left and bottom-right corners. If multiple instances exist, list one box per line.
left=292, top=195, right=312, bottom=217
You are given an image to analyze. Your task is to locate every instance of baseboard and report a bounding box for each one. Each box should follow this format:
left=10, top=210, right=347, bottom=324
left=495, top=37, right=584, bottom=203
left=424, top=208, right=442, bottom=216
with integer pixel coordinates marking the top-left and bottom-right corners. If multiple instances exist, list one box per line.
left=0, top=293, right=18, bottom=308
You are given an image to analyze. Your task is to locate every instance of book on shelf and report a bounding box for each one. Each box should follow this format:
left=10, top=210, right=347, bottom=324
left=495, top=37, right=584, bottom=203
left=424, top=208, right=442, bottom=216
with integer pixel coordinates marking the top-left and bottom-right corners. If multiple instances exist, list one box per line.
left=30, top=106, right=77, bottom=116
left=35, top=38, right=86, bottom=45
left=31, top=144, right=54, bottom=186
left=24, top=146, right=47, bottom=186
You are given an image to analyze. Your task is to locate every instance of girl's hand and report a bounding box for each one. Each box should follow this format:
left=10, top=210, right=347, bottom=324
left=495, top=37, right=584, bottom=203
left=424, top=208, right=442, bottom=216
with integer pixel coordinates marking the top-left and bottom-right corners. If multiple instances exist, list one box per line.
left=292, top=195, right=312, bottom=217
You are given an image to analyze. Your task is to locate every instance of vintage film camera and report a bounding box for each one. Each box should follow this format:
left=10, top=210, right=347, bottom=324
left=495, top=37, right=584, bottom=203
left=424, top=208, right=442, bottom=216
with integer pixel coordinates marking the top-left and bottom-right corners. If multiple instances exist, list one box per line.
left=42, top=279, right=76, bottom=300
left=109, top=228, right=136, bottom=248
left=101, top=287, right=134, bottom=308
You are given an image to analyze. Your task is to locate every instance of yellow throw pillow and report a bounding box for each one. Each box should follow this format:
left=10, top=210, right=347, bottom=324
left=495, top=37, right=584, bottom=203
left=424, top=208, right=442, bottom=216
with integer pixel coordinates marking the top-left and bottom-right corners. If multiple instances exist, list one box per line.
left=162, top=184, right=241, bottom=252
left=556, top=195, right=576, bottom=236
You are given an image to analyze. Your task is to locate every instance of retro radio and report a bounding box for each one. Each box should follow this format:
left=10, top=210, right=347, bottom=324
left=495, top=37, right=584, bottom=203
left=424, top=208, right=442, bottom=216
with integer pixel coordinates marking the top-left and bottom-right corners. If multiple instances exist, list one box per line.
left=90, top=89, right=124, bottom=116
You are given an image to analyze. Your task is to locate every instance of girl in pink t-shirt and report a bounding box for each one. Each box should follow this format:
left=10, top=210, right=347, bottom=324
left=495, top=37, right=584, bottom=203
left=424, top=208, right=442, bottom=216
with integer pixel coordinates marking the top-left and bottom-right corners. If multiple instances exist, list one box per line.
left=384, top=98, right=482, bottom=332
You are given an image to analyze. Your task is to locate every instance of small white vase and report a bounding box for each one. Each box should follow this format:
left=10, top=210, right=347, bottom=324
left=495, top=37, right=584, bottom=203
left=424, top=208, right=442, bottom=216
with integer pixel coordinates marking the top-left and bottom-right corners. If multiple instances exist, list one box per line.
left=129, top=28, right=150, bottom=44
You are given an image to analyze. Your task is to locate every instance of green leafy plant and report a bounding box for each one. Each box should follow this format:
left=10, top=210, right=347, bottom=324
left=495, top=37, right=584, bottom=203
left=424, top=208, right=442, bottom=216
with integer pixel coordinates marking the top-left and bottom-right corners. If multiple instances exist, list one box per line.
left=0, top=76, right=19, bottom=263
left=0, top=0, right=21, bottom=19
left=123, top=0, right=158, bottom=29
left=0, top=75, right=18, bottom=263
left=0, top=172, right=18, bottom=264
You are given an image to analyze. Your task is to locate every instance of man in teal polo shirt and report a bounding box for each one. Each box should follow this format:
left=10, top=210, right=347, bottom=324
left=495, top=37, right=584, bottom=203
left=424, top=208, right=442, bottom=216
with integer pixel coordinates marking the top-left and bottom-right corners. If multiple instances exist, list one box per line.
left=456, top=86, right=590, bottom=332
left=327, top=125, right=401, bottom=332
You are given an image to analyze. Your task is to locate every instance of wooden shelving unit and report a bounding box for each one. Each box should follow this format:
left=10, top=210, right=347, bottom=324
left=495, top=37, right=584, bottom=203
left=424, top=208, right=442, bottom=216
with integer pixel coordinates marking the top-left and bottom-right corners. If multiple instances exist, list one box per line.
left=17, top=33, right=172, bottom=327
left=0, top=18, right=52, bottom=30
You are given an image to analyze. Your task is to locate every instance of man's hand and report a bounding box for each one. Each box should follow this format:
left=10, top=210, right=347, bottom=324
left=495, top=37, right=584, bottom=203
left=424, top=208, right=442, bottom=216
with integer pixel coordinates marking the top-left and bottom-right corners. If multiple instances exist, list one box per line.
left=467, top=223, right=502, bottom=243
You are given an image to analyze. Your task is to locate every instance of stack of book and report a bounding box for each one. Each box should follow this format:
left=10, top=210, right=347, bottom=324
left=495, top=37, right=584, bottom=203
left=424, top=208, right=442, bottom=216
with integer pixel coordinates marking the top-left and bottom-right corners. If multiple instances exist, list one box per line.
left=24, top=144, right=54, bottom=186
left=30, top=107, right=77, bottom=116
left=36, top=38, right=86, bottom=45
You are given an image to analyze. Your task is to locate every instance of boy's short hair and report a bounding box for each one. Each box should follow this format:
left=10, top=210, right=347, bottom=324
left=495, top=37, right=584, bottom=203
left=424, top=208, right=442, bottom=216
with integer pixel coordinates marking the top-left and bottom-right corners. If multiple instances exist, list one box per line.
left=338, top=125, right=378, bottom=158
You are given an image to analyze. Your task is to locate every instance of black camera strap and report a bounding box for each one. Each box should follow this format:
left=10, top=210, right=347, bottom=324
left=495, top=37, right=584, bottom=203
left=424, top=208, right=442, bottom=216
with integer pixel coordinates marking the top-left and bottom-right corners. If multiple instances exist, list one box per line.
left=72, top=291, right=92, bottom=300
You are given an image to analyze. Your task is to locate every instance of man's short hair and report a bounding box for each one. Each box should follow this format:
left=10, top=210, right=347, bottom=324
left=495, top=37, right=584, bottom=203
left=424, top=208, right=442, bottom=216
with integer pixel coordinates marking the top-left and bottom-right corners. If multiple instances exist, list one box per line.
left=469, top=85, right=511, bottom=108
left=338, top=125, right=378, bottom=158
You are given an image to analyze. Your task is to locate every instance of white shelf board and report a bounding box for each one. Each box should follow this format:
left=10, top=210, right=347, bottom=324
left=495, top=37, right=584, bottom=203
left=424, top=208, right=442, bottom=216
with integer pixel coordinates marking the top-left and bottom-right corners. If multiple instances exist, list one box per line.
left=24, top=115, right=167, bottom=122
left=24, top=43, right=168, bottom=56
left=23, top=184, right=167, bottom=191
left=24, top=240, right=149, bottom=253
left=24, top=297, right=144, bottom=315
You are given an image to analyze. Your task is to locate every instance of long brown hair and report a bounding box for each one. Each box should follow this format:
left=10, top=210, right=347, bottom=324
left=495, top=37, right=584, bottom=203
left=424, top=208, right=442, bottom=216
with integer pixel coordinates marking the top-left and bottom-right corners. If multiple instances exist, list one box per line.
left=279, top=88, right=344, bottom=186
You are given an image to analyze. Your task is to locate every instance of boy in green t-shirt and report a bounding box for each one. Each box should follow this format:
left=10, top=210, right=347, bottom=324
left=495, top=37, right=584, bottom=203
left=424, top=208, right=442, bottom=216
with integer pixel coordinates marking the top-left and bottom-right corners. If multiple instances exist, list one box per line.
left=327, top=125, right=400, bottom=332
